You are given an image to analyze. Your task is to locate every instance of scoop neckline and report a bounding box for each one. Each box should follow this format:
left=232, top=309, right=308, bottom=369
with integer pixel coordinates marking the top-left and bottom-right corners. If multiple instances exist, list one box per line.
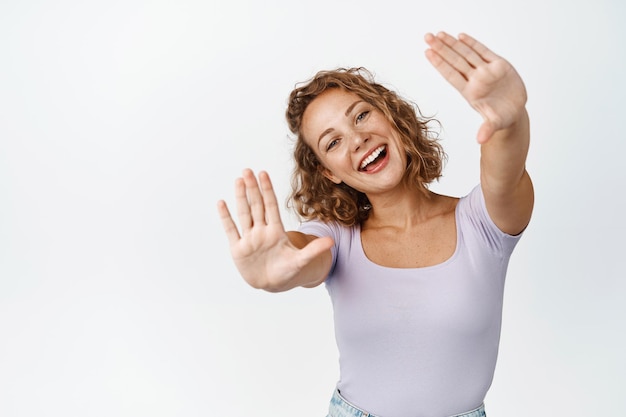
left=355, top=198, right=462, bottom=271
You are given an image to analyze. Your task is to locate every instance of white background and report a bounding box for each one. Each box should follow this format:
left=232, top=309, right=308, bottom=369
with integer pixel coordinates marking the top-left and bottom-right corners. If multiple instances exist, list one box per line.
left=1, top=0, right=625, bottom=416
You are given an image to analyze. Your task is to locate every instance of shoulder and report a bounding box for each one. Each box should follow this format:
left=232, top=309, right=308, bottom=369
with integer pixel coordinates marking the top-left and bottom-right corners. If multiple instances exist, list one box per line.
left=297, top=219, right=357, bottom=278
left=298, top=218, right=354, bottom=238
left=457, top=184, right=484, bottom=211
left=457, top=185, right=523, bottom=254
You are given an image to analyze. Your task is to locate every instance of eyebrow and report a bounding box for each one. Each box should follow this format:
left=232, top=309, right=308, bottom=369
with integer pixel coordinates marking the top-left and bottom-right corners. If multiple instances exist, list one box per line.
left=317, top=100, right=364, bottom=146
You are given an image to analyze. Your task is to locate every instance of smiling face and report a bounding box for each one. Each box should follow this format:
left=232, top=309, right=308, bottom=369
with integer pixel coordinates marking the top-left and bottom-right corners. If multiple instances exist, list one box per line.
left=301, top=88, right=408, bottom=196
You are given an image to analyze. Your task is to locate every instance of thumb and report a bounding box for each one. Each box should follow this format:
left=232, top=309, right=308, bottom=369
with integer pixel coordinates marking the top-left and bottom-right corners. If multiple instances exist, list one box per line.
left=299, top=236, right=334, bottom=263
left=476, top=120, right=496, bottom=144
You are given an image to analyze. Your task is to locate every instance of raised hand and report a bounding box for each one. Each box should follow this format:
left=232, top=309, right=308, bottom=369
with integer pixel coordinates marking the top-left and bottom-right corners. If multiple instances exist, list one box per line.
left=424, top=32, right=527, bottom=144
left=217, top=169, right=333, bottom=292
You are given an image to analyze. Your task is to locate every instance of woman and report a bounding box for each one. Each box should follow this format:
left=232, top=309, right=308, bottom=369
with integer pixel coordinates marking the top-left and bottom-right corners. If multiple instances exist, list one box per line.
left=217, top=32, right=533, bottom=417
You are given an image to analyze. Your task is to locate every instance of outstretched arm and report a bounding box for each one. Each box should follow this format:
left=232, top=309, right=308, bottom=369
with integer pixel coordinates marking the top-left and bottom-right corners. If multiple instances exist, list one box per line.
left=217, top=169, right=333, bottom=292
left=424, top=31, right=533, bottom=235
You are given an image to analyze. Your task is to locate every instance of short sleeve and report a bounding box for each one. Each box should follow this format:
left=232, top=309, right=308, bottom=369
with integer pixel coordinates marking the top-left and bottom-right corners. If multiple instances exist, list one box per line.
left=458, top=185, right=523, bottom=257
left=297, top=220, right=342, bottom=275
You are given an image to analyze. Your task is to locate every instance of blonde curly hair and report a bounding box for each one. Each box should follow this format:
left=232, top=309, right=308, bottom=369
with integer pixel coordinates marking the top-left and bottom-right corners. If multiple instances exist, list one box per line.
left=286, top=67, right=445, bottom=226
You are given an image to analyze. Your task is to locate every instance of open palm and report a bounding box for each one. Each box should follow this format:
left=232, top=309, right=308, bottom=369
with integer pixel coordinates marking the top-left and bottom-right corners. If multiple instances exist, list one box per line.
left=425, top=32, right=527, bottom=144
left=217, top=169, right=332, bottom=291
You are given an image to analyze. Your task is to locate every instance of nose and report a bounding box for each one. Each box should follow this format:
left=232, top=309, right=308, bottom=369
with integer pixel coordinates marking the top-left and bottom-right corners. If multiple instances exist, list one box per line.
left=351, top=132, right=368, bottom=152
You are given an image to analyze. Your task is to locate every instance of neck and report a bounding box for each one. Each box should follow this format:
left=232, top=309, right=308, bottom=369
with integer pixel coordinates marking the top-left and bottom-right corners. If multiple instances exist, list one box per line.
left=364, top=185, right=438, bottom=229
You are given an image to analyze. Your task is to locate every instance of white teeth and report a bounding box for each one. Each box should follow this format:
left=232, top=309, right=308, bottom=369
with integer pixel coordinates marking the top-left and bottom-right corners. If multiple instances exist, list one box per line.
left=360, top=146, right=385, bottom=169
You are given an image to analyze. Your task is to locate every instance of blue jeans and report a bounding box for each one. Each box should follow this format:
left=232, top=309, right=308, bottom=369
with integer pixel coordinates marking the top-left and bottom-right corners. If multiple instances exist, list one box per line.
left=327, top=389, right=487, bottom=417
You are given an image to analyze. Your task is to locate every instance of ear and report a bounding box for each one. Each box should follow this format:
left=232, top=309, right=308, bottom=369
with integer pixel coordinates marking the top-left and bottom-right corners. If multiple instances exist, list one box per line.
left=321, top=168, right=342, bottom=184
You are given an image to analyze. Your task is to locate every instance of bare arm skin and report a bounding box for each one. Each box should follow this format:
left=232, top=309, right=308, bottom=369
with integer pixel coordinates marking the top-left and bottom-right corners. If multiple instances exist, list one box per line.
left=424, top=32, right=534, bottom=235
left=217, top=169, right=333, bottom=292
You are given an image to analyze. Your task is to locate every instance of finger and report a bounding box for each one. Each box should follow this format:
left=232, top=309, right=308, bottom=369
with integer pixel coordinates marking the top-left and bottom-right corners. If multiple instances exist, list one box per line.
left=424, top=46, right=467, bottom=93
left=424, top=32, right=473, bottom=80
left=217, top=200, right=242, bottom=244
left=234, top=176, right=253, bottom=233
left=258, top=171, right=284, bottom=228
left=458, top=33, right=499, bottom=63
left=241, top=168, right=267, bottom=227
left=436, top=31, right=485, bottom=69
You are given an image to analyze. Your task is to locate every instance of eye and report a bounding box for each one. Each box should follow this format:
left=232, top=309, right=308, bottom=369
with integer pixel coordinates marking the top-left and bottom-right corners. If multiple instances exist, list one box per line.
left=326, top=138, right=340, bottom=151
left=356, top=111, right=369, bottom=123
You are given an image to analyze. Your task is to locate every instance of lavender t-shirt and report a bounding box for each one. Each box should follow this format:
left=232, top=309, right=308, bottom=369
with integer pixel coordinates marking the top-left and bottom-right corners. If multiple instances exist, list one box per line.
left=298, top=185, right=522, bottom=417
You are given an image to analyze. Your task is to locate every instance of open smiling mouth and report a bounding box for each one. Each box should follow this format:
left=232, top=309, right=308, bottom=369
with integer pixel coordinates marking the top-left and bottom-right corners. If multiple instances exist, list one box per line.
left=359, top=145, right=387, bottom=172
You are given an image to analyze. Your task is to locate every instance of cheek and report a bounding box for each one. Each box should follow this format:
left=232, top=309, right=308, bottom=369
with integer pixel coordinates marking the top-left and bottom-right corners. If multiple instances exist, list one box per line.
left=325, top=150, right=352, bottom=171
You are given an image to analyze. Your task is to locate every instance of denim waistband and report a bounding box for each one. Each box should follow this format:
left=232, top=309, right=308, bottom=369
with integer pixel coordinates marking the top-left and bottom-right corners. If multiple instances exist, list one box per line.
left=328, top=389, right=486, bottom=417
